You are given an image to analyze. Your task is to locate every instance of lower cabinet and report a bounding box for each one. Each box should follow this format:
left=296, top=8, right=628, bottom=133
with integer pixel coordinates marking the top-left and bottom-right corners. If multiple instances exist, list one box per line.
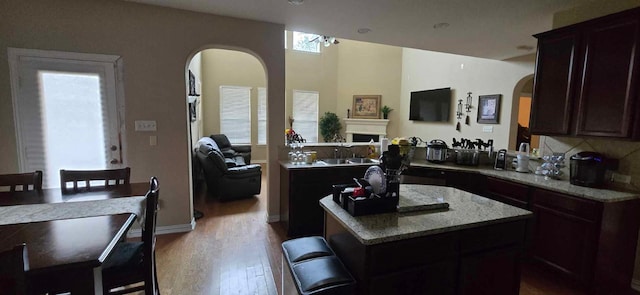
left=280, top=165, right=370, bottom=237
left=485, top=177, right=531, bottom=209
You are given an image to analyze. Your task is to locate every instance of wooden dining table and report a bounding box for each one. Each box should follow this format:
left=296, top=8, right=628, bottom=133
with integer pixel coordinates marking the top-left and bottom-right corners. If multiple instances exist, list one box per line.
left=0, top=183, right=150, bottom=294
left=0, top=213, right=137, bottom=294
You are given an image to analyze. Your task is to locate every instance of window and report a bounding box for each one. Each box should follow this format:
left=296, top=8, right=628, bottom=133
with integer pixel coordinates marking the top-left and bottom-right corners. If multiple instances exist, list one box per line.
left=257, top=87, right=267, bottom=145
left=292, top=31, right=320, bottom=53
left=292, top=90, right=319, bottom=142
left=220, top=86, right=251, bottom=144
left=8, top=48, right=125, bottom=188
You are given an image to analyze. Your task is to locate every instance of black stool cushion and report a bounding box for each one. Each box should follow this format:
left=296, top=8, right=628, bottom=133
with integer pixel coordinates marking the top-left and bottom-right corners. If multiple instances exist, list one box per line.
left=282, top=236, right=333, bottom=263
left=293, top=256, right=354, bottom=294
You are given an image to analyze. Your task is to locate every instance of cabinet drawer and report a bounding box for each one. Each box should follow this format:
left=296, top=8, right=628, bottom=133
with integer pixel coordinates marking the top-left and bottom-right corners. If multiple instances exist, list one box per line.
left=532, top=189, right=602, bottom=221
left=368, top=232, right=457, bottom=275
left=460, top=221, right=527, bottom=254
left=486, top=177, right=530, bottom=208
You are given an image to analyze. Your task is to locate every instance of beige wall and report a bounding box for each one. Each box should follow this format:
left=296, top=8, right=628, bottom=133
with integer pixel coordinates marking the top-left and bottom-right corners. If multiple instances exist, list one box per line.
left=399, top=48, right=534, bottom=150
left=1, top=0, right=285, bottom=226
left=336, top=40, right=403, bottom=138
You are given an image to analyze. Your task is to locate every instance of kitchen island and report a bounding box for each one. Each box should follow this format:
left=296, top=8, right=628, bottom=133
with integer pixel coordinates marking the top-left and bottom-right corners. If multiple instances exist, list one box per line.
left=320, top=184, right=533, bottom=295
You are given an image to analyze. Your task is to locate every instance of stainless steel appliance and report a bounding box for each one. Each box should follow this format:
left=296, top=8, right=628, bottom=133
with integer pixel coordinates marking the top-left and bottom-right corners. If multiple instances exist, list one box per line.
left=454, top=149, right=479, bottom=166
left=494, top=149, right=507, bottom=170
left=570, top=152, right=606, bottom=187
left=426, top=139, right=448, bottom=163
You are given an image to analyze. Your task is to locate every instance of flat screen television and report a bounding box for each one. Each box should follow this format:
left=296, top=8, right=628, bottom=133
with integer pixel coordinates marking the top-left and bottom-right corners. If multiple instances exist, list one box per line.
left=409, top=87, right=451, bottom=122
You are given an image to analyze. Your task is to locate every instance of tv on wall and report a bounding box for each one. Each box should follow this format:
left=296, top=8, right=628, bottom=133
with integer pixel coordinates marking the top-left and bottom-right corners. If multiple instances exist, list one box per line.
left=409, top=87, right=451, bottom=122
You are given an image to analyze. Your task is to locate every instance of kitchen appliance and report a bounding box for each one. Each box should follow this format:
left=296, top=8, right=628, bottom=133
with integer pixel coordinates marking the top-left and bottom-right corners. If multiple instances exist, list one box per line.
left=426, top=139, right=448, bottom=163
left=494, top=149, right=507, bottom=170
left=570, top=152, right=606, bottom=187
left=455, top=149, right=479, bottom=166
left=516, top=143, right=530, bottom=173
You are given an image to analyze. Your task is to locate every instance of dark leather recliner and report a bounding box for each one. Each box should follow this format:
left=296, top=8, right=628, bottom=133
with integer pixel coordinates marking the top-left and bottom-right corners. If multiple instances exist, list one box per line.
left=196, top=137, right=261, bottom=200
left=210, top=134, right=252, bottom=165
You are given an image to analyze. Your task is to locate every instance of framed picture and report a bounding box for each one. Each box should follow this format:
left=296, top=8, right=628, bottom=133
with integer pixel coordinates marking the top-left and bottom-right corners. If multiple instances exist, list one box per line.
left=477, top=94, right=501, bottom=124
left=352, top=95, right=381, bottom=119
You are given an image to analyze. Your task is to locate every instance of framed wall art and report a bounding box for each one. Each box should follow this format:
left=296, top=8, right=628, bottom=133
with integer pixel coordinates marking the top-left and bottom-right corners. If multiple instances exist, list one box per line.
left=352, top=95, right=381, bottom=119
left=477, top=94, right=501, bottom=124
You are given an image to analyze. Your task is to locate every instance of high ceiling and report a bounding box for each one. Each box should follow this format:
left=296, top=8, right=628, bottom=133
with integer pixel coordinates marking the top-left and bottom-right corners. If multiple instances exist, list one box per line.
left=129, top=0, right=594, bottom=60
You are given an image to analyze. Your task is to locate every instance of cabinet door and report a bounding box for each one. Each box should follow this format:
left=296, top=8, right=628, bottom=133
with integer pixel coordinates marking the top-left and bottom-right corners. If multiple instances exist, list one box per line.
left=576, top=16, right=640, bottom=137
left=484, top=177, right=530, bottom=209
left=530, top=189, right=601, bottom=284
left=530, top=31, right=580, bottom=135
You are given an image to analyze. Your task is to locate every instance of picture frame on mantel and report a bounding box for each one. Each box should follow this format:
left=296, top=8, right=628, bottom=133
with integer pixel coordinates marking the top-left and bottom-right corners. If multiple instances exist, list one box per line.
left=477, top=94, right=501, bottom=124
left=352, top=95, right=381, bottom=119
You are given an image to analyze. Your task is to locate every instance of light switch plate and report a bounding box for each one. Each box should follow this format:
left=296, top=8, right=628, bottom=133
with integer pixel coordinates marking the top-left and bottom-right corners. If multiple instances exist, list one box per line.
left=149, top=135, right=157, bottom=146
left=482, top=126, right=493, bottom=133
left=135, top=120, right=157, bottom=131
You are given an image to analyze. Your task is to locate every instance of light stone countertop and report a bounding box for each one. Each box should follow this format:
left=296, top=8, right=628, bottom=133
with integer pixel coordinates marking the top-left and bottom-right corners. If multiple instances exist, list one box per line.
left=320, top=184, right=532, bottom=245
left=0, top=196, right=145, bottom=226
left=410, top=159, right=640, bottom=203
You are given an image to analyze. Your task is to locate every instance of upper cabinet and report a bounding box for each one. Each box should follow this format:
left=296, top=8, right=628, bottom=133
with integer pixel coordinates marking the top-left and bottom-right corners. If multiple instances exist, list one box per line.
left=530, top=8, right=640, bottom=139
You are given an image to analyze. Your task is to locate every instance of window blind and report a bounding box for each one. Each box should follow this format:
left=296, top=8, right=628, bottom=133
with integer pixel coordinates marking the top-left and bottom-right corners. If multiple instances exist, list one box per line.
left=220, top=86, right=251, bottom=144
left=292, top=90, right=319, bottom=142
left=257, top=87, right=267, bottom=145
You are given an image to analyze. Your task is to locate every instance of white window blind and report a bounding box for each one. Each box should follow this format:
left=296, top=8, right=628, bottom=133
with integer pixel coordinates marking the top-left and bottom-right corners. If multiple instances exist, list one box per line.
left=292, top=90, right=319, bottom=142
left=220, top=86, right=251, bottom=144
left=257, top=87, right=267, bottom=145
left=292, top=31, right=320, bottom=53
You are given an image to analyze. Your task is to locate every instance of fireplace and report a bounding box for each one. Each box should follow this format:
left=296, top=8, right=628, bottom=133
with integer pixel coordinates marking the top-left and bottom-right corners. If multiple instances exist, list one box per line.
left=353, top=134, right=380, bottom=142
left=344, top=118, right=389, bottom=142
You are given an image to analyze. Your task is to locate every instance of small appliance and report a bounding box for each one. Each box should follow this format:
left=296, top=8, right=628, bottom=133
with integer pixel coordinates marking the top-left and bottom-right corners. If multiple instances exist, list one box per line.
left=494, top=149, right=507, bottom=170
left=570, top=152, right=607, bottom=187
left=426, top=139, right=448, bottom=163
left=516, top=143, right=530, bottom=173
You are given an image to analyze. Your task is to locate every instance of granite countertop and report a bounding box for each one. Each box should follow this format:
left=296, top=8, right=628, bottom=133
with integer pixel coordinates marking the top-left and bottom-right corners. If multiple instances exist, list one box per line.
left=410, top=159, right=640, bottom=203
left=279, top=160, right=378, bottom=169
left=320, top=184, right=532, bottom=245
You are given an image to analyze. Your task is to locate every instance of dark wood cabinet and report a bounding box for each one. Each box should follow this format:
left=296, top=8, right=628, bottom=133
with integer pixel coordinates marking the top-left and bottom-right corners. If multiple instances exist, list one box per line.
left=530, top=189, right=601, bottom=284
left=531, top=8, right=640, bottom=139
left=485, top=177, right=531, bottom=209
left=402, top=167, right=486, bottom=195
left=280, top=165, right=369, bottom=237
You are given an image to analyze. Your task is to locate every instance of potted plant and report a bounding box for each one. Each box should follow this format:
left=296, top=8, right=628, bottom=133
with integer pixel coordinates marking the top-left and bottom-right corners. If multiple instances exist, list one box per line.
left=381, top=105, right=393, bottom=119
left=319, top=112, right=342, bottom=142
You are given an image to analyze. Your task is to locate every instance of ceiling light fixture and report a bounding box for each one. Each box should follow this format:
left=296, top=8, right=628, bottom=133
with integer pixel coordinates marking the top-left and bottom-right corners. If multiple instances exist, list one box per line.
left=310, top=35, right=340, bottom=47
left=287, top=0, right=304, bottom=5
left=357, top=28, right=371, bottom=34
left=433, top=22, right=450, bottom=29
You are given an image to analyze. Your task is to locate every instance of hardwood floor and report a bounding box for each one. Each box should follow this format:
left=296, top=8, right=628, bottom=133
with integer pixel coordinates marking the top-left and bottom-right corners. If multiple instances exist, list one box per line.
left=152, top=173, right=615, bottom=295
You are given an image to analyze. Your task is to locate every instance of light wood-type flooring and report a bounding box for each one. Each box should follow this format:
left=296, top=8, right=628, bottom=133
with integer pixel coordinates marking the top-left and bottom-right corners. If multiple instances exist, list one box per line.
left=152, top=172, right=621, bottom=295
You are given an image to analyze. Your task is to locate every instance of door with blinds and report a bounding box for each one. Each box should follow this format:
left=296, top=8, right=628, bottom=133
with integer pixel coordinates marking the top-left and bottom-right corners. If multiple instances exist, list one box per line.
left=8, top=48, right=125, bottom=188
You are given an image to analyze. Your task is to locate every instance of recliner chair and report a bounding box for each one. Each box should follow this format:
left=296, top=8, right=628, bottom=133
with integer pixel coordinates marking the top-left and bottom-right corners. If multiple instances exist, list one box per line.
left=210, top=134, right=252, bottom=165
left=196, top=137, right=261, bottom=200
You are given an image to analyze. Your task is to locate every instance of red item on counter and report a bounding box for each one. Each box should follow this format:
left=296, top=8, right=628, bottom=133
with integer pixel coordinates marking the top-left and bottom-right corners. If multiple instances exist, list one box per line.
left=353, top=187, right=366, bottom=197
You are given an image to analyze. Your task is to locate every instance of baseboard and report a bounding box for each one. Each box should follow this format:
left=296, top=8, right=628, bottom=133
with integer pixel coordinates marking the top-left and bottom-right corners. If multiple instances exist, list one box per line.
left=267, top=214, right=280, bottom=223
left=632, top=279, right=640, bottom=291
left=127, top=218, right=196, bottom=237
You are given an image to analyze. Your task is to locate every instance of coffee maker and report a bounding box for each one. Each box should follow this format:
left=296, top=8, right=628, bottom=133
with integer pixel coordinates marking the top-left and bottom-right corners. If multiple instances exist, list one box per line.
left=570, top=152, right=606, bottom=187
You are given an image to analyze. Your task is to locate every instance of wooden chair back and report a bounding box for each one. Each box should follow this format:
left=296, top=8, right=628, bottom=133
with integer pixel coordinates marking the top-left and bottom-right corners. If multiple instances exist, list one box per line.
left=0, top=171, right=43, bottom=192
left=142, top=177, right=159, bottom=295
left=59, top=167, right=130, bottom=194
left=0, top=243, right=29, bottom=295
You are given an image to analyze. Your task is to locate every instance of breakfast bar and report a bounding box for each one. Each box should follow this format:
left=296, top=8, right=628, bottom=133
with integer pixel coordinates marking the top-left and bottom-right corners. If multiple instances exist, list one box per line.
left=320, top=184, right=533, bottom=295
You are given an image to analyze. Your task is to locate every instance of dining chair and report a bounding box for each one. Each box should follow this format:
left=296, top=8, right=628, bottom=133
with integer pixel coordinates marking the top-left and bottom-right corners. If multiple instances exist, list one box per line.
left=102, top=177, right=160, bottom=295
left=0, top=243, right=29, bottom=295
left=59, top=167, right=130, bottom=194
left=0, top=171, right=43, bottom=192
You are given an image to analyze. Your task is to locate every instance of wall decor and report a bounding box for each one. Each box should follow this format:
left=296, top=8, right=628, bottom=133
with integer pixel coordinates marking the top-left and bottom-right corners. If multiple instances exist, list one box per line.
left=352, top=95, right=381, bottom=119
left=188, top=70, right=200, bottom=96
left=477, top=94, right=501, bottom=124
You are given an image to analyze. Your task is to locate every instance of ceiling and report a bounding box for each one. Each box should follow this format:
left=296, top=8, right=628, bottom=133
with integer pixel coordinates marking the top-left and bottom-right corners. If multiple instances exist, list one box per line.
left=129, top=0, right=594, bottom=60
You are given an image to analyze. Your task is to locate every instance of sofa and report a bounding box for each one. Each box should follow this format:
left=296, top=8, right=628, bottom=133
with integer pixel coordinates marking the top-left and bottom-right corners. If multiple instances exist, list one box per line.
left=210, top=134, right=252, bottom=165
left=195, top=137, right=262, bottom=200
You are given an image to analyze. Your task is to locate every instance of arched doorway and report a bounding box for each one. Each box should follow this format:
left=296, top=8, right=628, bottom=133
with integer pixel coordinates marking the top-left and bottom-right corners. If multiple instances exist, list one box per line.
left=509, top=74, right=539, bottom=152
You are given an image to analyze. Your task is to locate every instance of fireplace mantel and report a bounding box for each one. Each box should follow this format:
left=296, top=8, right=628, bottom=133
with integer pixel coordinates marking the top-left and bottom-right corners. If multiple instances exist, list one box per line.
left=344, top=118, right=389, bottom=142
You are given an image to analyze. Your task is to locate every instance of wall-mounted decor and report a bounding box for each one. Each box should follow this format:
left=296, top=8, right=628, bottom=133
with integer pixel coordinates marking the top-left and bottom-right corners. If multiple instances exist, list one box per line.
left=477, top=94, right=501, bottom=124
left=188, top=70, right=200, bottom=96
left=352, top=95, right=381, bottom=119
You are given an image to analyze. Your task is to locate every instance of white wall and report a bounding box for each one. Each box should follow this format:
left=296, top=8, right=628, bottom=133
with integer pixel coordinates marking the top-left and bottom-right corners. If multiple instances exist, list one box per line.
left=399, top=48, right=534, bottom=150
